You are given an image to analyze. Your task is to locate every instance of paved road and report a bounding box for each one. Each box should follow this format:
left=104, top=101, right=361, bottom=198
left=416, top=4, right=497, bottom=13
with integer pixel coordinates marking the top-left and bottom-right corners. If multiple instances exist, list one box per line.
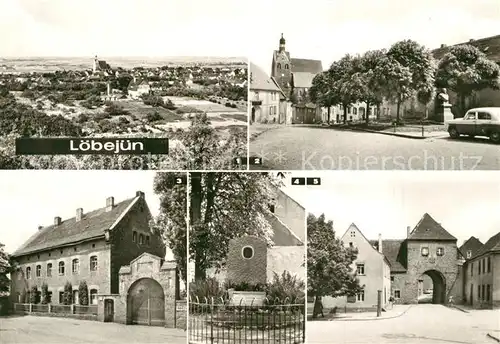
left=250, top=127, right=500, bottom=170
left=307, top=304, right=500, bottom=344
left=0, top=315, right=186, bottom=344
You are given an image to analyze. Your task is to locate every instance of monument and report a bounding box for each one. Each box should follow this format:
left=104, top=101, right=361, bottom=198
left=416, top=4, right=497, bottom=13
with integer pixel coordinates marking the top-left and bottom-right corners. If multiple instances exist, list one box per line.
left=436, top=88, right=454, bottom=123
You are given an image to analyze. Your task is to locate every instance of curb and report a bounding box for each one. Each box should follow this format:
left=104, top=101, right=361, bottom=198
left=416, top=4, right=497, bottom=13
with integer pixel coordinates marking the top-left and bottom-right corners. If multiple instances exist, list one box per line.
left=487, top=333, right=500, bottom=343
left=449, top=305, right=469, bottom=313
left=249, top=126, right=281, bottom=142
left=330, top=305, right=412, bottom=322
left=344, top=128, right=428, bottom=139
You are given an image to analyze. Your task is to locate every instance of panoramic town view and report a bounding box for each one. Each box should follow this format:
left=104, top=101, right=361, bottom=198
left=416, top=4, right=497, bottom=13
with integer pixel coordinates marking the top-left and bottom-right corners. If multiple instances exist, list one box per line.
left=0, top=171, right=188, bottom=343
left=248, top=1, right=500, bottom=170
left=281, top=171, right=500, bottom=344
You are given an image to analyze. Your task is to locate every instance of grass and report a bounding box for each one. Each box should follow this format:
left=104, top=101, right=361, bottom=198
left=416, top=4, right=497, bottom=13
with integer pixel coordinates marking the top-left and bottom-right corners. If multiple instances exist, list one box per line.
left=220, top=114, right=247, bottom=122
left=112, top=100, right=183, bottom=122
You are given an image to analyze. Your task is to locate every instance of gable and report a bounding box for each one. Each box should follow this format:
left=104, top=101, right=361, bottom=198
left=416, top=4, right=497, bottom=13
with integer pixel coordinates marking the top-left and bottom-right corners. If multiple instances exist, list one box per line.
left=472, top=231, right=500, bottom=259
left=408, top=213, right=457, bottom=241
left=459, top=236, right=484, bottom=259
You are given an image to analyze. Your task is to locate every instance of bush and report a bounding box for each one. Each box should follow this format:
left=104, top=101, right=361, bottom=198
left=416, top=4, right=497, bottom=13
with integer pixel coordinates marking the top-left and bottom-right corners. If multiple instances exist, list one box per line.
left=30, top=285, right=38, bottom=304
left=77, top=113, right=90, bottom=123
left=146, top=111, right=163, bottom=123
left=225, top=102, right=232, bottom=107
left=79, top=281, right=89, bottom=306
left=63, top=282, right=73, bottom=305
left=225, top=280, right=267, bottom=292
left=190, top=277, right=226, bottom=302
left=41, top=283, right=49, bottom=304
left=265, top=271, right=305, bottom=303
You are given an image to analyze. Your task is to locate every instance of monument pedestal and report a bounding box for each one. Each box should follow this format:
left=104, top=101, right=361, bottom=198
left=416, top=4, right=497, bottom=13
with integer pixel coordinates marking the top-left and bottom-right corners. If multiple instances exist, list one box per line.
left=442, top=103, right=454, bottom=123
left=229, top=291, right=266, bottom=307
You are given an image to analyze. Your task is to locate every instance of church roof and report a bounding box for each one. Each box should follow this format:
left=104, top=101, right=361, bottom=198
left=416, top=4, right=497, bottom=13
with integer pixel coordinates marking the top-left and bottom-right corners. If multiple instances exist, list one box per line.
left=98, top=60, right=109, bottom=69
left=459, top=236, right=484, bottom=259
left=291, top=72, right=316, bottom=88
left=12, top=195, right=141, bottom=257
left=250, top=62, right=283, bottom=92
left=472, top=231, right=500, bottom=259
left=432, top=34, right=500, bottom=63
left=407, top=213, right=457, bottom=241
left=291, top=58, right=323, bottom=74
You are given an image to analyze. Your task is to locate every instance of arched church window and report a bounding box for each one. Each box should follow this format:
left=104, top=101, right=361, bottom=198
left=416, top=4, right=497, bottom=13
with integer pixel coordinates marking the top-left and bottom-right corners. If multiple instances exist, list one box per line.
left=277, top=63, right=281, bottom=69
left=285, top=64, right=289, bottom=69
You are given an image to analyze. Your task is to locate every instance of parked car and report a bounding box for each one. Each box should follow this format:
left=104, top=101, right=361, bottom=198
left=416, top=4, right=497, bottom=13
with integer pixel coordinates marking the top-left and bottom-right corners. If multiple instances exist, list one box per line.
left=446, top=107, right=500, bottom=143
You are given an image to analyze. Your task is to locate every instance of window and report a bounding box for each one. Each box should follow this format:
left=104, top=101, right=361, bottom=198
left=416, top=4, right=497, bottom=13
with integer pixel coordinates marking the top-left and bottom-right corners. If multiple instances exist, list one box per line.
left=390, top=276, right=394, bottom=282
left=437, top=247, right=444, bottom=256
left=277, top=63, right=281, bottom=69
left=58, top=261, right=65, bottom=275
left=139, top=234, right=144, bottom=244
left=394, top=290, right=401, bottom=299
left=47, top=291, right=52, bottom=304
left=72, top=259, right=80, bottom=274
left=356, top=264, right=365, bottom=275
left=146, top=236, right=150, bottom=246
left=464, top=112, right=476, bottom=120
left=356, top=290, right=365, bottom=302
left=133, top=231, right=137, bottom=242
left=481, top=285, right=485, bottom=301
left=350, top=231, right=355, bottom=237
left=59, top=291, right=64, bottom=304
left=242, top=246, right=254, bottom=259
left=477, top=112, right=491, bottom=120
left=349, top=242, right=353, bottom=248
left=285, top=64, right=289, bottom=69
left=36, top=265, right=41, bottom=277
left=47, top=263, right=52, bottom=277
left=486, top=285, right=491, bottom=302
left=487, top=257, right=491, bottom=273
left=471, top=262, right=474, bottom=276
left=73, top=290, right=79, bottom=304
left=466, top=250, right=472, bottom=259
left=482, top=258, right=486, bottom=274
left=26, top=267, right=31, bottom=279
left=90, top=289, right=98, bottom=305
left=477, top=284, right=480, bottom=300
left=421, top=247, right=429, bottom=257
left=90, top=256, right=98, bottom=271
left=478, top=260, right=481, bottom=274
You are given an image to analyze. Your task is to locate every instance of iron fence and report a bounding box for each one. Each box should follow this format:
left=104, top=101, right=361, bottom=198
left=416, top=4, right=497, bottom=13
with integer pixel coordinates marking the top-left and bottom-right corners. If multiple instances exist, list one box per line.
left=13, top=303, right=97, bottom=315
left=189, top=296, right=305, bottom=344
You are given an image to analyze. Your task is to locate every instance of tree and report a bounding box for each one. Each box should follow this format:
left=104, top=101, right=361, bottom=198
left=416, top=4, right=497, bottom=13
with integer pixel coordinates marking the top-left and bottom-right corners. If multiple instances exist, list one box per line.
left=79, top=281, right=89, bottom=305
left=190, top=172, right=282, bottom=281
left=309, top=72, right=338, bottom=123
left=435, top=44, right=500, bottom=117
left=358, top=50, right=387, bottom=123
left=386, top=40, right=436, bottom=122
left=63, top=282, right=73, bottom=305
left=0, top=243, right=10, bottom=294
left=152, top=173, right=187, bottom=285
left=41, top=283, right=49, bottom=304
left=30, top=285, right=38, bottom=304
left=307, top=213, right=362, bottom=319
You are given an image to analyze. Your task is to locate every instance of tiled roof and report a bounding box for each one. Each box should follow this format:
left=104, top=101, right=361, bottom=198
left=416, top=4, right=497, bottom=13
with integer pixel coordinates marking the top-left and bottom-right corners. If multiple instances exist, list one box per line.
left=98, top=60, right=109, bottom=69
left=250, top=62, right=283, bottom=92
left=265, top=212, right=303, bottom=247
left=408, top=213, right=457, bottom=241
left=292, top=72, right=316, bottom=88
left=432, top=34, right=500, bottom=62
left=472, top=231, right=500, bottom=259
left=12, top=197, right=137, bottom=257
left=370, top=239, right=407, bottom=273
left=459, top=236, right=484, bottom=259
left=291, top=58, right=323, bottom=74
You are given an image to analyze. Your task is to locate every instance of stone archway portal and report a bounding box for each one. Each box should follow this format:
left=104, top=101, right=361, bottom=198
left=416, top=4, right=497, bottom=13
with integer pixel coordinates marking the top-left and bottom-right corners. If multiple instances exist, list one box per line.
left=128, top=278, right=165, bottom=326
left=423, top=270, right=446, bottom=304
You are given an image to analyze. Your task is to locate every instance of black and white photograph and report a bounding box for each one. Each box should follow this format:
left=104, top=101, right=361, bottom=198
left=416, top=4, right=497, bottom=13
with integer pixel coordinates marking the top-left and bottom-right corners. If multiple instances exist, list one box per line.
left=248, top=0, right=500, bottom=170
left=290, top=171, right=500, bottom=344
left=0, top=171, right=188, bottom=343
left=187, top=172, right=306, bottom=343
left=0, top=0, right=248, bottom=170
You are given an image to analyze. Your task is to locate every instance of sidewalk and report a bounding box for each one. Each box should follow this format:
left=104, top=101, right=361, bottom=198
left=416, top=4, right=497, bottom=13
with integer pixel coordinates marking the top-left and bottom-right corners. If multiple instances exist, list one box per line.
left=338, top=126, right=449, bottom=139
left=328, top=305, right=412, bottom=321
left=249, top=123, right=284, bottom=140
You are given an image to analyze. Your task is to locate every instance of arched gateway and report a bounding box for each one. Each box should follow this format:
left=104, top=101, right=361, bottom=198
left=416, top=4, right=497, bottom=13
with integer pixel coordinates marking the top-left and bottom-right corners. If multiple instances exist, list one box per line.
left=128, top=278, right=165, bottom=326
left=421, top=269, right=447, bottom=304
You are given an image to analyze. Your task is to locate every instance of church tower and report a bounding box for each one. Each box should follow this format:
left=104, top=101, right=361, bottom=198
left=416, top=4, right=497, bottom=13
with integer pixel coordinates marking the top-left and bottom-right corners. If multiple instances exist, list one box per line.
left=93, top=55, right=98, bottom=73
left=271, top=33, right=292, bottom=96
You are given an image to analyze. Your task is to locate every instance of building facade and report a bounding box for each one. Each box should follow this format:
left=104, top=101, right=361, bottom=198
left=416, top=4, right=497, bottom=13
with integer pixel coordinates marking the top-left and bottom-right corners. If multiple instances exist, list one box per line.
left=10, top=192, right=185, bottom=327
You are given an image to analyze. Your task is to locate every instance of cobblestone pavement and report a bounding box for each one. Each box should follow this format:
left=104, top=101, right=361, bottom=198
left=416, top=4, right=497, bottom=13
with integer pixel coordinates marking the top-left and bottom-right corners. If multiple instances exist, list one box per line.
left=0, top=315, right=186, bottom=344
left=249, top=126, right=500, bottom=170
left=307, top=304, right=500, bottom=344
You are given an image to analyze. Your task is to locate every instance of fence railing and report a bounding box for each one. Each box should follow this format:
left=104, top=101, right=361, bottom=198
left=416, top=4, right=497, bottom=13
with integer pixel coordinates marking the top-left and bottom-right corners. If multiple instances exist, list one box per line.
left=189, top=296, right=305, bottom=344
left=14, top=303, right=97, bottom=316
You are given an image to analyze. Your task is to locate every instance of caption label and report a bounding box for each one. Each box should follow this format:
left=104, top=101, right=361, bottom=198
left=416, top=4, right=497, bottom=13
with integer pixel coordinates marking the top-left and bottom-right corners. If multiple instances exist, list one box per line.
left=291, top=177, right=321, bottom=186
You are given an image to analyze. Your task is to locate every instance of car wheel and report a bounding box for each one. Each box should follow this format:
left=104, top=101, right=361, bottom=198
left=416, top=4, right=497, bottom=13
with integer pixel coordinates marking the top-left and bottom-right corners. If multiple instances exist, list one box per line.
left=490, top=132, right=500, bottom=143
left=448, top=127, right=459, bottom=139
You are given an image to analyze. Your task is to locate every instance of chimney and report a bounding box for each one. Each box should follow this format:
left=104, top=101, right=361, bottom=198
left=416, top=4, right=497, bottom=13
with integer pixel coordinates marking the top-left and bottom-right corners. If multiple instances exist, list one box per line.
left=76, top=208, right=83, bottom=222
left=136, top=191, right=145, bottom=198
left=54, top=216, right=61, bottom=226
left=378, top=233, right=382, bottom=253
left=407, top=226, right=411, bottom=238
left=106, top=197, right=115, bottom=212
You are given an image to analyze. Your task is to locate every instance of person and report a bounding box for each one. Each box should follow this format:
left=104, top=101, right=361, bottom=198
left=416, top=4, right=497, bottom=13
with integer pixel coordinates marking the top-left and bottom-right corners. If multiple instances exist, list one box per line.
left=313, top=297, right=324, bottom=318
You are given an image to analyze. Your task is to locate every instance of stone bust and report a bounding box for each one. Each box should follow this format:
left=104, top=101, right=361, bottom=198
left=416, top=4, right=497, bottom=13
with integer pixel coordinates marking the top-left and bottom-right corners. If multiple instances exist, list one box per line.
left=437, top=88, right=451, bottom=106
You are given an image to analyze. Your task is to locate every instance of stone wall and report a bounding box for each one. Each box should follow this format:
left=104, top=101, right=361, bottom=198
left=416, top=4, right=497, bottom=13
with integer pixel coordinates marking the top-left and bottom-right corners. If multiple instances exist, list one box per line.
left=226, top=236, right=267, bottom=286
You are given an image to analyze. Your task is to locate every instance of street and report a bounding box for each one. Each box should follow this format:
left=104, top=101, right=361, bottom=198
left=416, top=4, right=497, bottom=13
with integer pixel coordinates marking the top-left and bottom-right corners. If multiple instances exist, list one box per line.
left=0, top=315, right=186, bottom=344
left=250, top=127, right=500, bottom=170
left=307, top=304, right=500, bottom=344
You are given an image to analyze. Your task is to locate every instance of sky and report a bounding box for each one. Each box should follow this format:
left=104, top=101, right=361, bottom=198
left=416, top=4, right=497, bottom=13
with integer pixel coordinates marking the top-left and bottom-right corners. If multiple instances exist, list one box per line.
left=282, top=171, right=500, bottom=245
left=247, top=0, right=500, bottom=76
left=0, top=0, right=249, bottom=58
left=0, top=171, right=168, bottom=254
